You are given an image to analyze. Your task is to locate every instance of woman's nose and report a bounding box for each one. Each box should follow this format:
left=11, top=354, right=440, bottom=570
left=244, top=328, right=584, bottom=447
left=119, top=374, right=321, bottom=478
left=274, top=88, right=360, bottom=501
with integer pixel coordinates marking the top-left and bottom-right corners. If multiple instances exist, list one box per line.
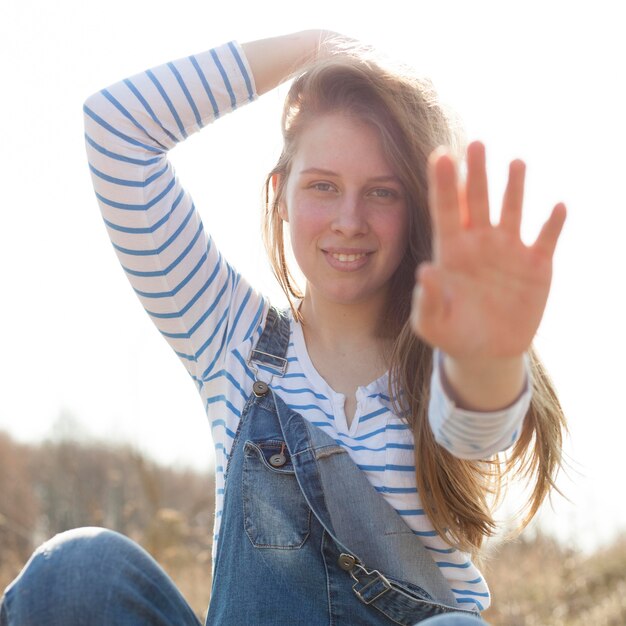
left=331, top=195, right=368, bottom=237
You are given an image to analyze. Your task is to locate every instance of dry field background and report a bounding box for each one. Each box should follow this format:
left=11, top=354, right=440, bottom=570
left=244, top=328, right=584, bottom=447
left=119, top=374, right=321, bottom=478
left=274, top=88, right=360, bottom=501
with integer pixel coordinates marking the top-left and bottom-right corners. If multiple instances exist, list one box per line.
left=2, top=430, right=625, bottom=625
left=482, top=533, right=626, bottom=625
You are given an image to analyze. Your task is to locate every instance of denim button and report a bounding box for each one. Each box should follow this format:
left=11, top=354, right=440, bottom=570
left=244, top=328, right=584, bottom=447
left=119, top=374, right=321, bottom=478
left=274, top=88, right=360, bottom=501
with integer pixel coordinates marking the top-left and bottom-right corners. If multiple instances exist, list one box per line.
left=253, top=381, right=269, bottom=397
left=338, top=553, right=356, bottom=571
left=269, top=453, right=287, bottom=467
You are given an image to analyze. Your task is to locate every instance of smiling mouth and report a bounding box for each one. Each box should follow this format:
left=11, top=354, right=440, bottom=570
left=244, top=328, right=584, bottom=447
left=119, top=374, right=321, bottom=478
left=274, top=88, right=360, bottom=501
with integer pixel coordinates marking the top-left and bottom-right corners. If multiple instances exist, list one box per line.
left=330, top=252, right=368, bottom=262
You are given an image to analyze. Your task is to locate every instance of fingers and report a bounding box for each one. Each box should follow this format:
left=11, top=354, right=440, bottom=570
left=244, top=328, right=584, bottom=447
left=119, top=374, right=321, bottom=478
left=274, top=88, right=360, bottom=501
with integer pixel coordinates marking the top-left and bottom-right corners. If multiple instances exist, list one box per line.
left=499, top=159, right=526, bottom=235
left=429, top=142, right=565, bottom=261
left=532, top=202, right=567, bottom=258
left=428, top=141, right=491, bottom=250
left=428, top=148, right=461, bottom=249
left=465, top=141, right=491, bottom=228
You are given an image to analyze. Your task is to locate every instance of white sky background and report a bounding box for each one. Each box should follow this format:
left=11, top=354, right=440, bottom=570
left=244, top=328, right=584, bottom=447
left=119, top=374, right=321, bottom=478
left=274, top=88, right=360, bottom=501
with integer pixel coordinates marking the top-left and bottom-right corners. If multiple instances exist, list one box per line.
left=1, top=0, right=624, bottom=552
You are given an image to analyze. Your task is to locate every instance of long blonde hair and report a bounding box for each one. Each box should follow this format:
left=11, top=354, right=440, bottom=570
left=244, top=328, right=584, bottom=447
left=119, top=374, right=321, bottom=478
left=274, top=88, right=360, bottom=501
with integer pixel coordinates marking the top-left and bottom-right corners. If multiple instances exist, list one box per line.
left=262, top=49, right=566, bottom=556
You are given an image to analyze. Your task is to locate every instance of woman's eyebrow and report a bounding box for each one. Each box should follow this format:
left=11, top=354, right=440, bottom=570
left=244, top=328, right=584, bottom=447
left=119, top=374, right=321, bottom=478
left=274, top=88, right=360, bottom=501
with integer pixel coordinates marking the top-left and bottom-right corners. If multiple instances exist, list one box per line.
left=299, top=167, right=339, bottom=176
left=299, top=167, right=401, bottom=184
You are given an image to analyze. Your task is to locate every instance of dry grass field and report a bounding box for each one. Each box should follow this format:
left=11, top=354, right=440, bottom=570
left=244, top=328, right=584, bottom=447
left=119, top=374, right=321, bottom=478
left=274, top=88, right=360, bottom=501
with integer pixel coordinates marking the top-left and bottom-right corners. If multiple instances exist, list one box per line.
left=2, top=431, right=625, bottom=625
left=482, top=533, right=626, bottom=625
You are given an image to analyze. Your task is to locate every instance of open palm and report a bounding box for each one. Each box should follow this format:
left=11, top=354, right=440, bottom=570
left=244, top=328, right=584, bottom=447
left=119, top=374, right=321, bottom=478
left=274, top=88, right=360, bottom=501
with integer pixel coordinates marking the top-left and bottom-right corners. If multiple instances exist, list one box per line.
left=411, top=141, right=566, bottom=360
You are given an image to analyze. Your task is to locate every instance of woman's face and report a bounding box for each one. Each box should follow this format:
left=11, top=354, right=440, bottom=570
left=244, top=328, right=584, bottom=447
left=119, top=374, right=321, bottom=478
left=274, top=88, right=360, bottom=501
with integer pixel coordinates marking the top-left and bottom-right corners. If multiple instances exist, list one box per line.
left=280, top=112, right=409, bottom=310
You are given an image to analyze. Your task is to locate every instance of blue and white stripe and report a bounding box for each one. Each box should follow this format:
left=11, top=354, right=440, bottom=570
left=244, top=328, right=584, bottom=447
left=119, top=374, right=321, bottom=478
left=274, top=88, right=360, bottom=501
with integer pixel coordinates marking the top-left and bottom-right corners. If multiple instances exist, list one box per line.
left=84, top=40, right=533, bottom=612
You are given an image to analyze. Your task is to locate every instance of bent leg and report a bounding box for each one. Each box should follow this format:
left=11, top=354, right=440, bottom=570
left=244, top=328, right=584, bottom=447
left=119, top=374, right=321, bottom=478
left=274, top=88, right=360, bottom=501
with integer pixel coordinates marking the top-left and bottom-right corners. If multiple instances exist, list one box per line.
left=0, top=527, right=202, bottom=626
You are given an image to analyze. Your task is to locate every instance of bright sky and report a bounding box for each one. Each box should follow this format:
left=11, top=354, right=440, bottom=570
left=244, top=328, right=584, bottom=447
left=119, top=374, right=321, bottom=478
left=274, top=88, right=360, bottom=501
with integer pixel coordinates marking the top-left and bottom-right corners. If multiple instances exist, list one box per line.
left=1, top=0, right=624, bottom=552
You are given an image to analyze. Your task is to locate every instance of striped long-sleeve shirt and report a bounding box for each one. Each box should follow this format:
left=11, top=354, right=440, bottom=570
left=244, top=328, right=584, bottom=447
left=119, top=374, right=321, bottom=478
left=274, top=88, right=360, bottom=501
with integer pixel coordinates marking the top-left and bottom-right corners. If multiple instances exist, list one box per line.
left=83, top=40, right=532, bottom=612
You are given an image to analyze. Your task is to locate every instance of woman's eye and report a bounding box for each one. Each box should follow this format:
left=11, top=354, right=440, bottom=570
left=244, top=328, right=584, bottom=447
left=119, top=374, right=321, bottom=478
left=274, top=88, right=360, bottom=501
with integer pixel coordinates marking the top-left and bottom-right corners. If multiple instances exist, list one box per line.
left=311, top=182, right=335, bottom=192
left=370, top=188, right=397, bottom=199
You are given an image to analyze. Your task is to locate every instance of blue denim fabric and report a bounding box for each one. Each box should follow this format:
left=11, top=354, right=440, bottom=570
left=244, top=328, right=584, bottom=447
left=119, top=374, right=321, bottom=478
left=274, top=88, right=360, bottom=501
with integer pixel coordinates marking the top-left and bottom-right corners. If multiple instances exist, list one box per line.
left=0, top=527, right=201, bottom=626
left=0, top=308, right=487, bottom=625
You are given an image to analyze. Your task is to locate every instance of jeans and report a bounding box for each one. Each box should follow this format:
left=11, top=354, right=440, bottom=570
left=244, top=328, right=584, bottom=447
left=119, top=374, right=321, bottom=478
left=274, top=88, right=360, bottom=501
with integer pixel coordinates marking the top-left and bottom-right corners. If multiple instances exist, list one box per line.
left=0, top=528, right=486, bottom=625
left=0, top=528, right=200, bottom=626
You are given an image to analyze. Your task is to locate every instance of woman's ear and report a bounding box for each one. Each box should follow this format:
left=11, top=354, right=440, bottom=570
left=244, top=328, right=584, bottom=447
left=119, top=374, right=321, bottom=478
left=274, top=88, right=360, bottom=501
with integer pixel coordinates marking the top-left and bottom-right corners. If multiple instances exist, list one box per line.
left=273, top=173, right=289, bottom=222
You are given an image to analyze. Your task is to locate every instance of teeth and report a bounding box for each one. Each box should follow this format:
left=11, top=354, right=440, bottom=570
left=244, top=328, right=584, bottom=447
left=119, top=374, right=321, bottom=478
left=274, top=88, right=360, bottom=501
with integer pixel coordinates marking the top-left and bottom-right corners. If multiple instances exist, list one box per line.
left=331, top=252, right=366, bottom=262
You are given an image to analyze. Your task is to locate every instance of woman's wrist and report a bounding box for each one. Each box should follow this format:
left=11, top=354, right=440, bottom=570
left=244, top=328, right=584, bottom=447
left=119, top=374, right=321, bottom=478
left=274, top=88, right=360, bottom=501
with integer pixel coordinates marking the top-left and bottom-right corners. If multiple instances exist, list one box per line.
left=241, top=30, right=340, bottom=96
left=439, top=351, right=528, bottom=412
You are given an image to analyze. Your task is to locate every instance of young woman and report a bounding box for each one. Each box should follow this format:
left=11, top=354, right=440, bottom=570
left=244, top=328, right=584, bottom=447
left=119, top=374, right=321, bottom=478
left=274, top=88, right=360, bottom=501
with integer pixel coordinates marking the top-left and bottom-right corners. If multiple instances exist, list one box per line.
left=0, top=30, right=566, bottom=625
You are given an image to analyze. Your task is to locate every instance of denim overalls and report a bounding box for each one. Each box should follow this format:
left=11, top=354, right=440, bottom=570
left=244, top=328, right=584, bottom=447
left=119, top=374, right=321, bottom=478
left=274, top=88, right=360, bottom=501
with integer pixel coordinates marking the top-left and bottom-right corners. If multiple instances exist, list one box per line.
left=207, top=307, right=480, bottom=625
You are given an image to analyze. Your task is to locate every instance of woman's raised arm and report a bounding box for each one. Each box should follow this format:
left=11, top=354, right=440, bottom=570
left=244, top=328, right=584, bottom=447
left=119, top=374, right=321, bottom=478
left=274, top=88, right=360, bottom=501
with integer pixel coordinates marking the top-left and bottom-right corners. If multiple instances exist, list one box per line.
left=83, top=35, right=332, bottom=385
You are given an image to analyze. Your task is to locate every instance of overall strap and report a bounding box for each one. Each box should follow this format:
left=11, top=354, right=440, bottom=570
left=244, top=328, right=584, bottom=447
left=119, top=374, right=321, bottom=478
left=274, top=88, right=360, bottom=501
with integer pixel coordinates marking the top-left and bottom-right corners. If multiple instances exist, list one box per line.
left=247, top=306, right=290, bottom=377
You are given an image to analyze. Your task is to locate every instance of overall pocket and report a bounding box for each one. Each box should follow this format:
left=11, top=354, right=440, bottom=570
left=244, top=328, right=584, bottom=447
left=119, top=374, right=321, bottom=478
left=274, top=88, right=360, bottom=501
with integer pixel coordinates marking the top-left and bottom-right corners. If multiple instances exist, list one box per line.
left=242, top=440, right=311, bottom=549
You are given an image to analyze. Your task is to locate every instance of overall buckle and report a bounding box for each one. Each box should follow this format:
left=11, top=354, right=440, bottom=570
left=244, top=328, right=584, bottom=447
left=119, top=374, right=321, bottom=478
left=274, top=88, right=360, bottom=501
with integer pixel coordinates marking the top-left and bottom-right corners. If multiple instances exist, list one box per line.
left=247, top=349, right=288, bottom=376
left=247, top=350, right=288, bottom=392
left=350, top=562, right=392, bottom=605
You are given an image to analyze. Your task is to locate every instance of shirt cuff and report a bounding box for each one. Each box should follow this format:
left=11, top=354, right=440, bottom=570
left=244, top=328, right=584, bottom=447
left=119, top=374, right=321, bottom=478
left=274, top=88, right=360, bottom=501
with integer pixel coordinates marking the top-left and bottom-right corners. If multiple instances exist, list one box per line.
left=428, top=349, right=533, bottom=460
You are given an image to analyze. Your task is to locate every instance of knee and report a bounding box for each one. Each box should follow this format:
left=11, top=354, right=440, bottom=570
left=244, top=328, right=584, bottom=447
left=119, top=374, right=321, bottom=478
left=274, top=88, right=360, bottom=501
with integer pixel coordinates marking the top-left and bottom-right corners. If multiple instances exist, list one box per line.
left=1, top=527, right=146, bottom=622
left=37, top=526, right=135, bottom=561
left=22, top=527, right=138, bottom=583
